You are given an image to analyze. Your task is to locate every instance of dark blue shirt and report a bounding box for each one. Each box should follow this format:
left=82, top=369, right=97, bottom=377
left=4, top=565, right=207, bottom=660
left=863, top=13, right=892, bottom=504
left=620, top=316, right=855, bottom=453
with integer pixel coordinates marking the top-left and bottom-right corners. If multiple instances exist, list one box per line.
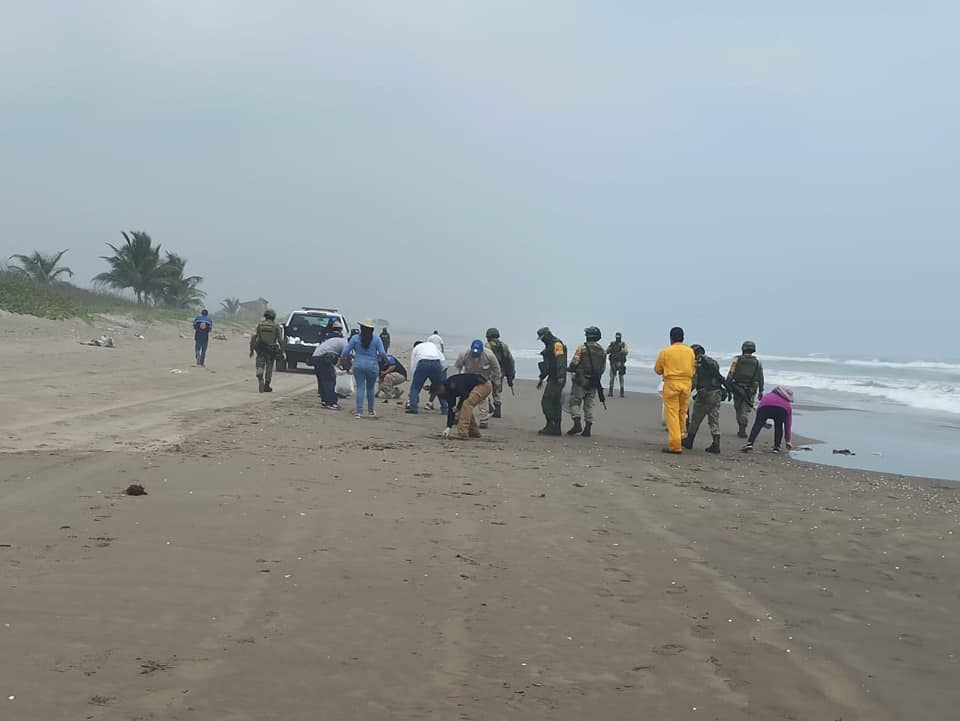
left=194, top=315, right=213, bottom=340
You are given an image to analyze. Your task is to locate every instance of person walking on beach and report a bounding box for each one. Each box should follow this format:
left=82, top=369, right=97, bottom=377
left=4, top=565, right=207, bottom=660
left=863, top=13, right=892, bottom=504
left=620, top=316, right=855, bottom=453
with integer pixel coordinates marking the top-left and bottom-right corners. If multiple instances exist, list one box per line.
left=484, top=328, right=515, bottom=419
left=311, top=323, right=346, bottom=409
left=654, top=327, right=696, bottom=454
left=606, top=332, right=628, bottom=398
left=377, top=353, right=408, bottom=400
left=379, top=327, right=391, bottom=353
left=436, top=372, right=491, bottom=440
left=249, top=309, right=284, bottom=393
left=454, top=340, right=502, bottom=429
left=193, top=308, right=213, bottom=367
left=406, top=340, right=447, bottom=414
left=742, top=386, right=794, bottom=453
left=427, top=330, right=444, bottom=353
left=567, top=326, right=607, bottom=437
left=727, top=340, right=765, bottom=438
left=684, top=344, right=735, bottom=453
left=340, top=320, right=389, bottom=418
left=536, top=327, right=567, bottom=436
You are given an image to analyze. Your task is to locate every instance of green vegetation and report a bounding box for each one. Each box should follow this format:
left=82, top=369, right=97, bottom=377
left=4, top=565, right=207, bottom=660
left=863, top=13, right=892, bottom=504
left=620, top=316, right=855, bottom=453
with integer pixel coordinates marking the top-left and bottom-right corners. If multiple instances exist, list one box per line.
left=0, top=271, right=192, bottom=322
left=220, top=298, right=241, bottom=317
left=1, top=230, right=232, bottom=322
left=7, top=249, right=74, bottom=284
left=93, top=231, right=205, bottom=307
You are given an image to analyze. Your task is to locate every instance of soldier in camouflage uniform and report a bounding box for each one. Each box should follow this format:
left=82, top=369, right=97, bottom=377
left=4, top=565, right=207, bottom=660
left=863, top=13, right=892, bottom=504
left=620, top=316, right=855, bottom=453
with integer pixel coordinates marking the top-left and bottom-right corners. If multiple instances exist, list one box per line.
left=727, top=340, right=765, bottom=438
left=535, top=326, right=567, bottom=436
left=249, top=309, right=285, bottom=393
left=683, top=344, right=734, bottom=453
left=567, top=326, right=607, bottom=437
left=485, top=328, right=515, bottom=419
left=606, top=332, right=628, bottom=397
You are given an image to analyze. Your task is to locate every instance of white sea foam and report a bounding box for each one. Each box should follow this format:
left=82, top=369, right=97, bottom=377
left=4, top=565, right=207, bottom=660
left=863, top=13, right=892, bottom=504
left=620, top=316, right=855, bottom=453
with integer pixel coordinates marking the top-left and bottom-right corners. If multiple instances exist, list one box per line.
left=513, top=348, right=960, bottom=416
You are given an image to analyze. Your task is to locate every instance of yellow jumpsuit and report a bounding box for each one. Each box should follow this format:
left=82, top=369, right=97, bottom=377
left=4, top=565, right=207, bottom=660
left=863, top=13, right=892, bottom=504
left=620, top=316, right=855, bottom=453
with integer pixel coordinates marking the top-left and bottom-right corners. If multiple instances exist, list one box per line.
left=654, top=342, right=696, bottom=452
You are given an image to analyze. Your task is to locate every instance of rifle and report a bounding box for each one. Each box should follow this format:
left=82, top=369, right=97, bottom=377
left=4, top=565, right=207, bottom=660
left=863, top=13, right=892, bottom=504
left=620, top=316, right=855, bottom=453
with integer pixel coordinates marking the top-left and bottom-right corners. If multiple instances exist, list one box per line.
left=584, top=342, right=607, bottom=410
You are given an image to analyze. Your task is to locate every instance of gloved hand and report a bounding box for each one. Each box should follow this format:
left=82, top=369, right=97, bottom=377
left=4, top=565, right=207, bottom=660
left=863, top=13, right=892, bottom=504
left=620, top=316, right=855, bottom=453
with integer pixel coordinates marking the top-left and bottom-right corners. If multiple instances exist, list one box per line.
left=721, top=388, right=731, bottom=402
left=249, top=350, right=254, bottom=358
left=507, top=378, right=514, bottom=388
left=536, top=379, right=544, bottom=390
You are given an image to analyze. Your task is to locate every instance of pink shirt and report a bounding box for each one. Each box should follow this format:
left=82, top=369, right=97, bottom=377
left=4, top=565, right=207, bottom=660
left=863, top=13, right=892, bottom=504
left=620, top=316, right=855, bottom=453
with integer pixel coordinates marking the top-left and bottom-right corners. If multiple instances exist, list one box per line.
left=757, top=391, right=793, bottom=442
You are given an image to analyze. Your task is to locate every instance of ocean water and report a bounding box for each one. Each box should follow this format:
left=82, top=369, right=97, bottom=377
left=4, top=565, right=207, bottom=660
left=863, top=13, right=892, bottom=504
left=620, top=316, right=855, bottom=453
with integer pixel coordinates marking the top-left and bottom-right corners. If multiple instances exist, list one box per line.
left=510, top=348, right=960, bottom=482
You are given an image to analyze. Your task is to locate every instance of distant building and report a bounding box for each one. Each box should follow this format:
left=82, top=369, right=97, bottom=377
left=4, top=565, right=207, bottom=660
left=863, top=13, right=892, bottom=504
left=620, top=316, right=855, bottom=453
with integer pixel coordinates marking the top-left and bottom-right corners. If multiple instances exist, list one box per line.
left=239, top=297, right=269, bottom=319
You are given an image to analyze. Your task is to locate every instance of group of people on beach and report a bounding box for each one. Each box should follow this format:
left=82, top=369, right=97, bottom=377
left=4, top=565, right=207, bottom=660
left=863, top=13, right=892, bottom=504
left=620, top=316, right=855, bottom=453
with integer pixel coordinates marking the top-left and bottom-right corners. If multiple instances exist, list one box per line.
left=234, top=309, right=793, bottom=451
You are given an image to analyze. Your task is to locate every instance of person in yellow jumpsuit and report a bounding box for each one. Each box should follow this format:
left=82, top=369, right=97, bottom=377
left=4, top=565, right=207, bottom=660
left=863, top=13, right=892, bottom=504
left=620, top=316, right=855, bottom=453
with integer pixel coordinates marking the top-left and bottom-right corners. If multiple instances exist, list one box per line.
left=654, top=327, right=696, bottom=454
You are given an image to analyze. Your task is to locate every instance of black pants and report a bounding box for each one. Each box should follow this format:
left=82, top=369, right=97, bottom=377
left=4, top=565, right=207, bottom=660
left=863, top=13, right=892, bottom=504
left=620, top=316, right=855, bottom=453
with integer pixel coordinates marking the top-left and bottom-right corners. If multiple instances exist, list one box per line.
left=748, top=406, right=787, bottom=448
left=315, top=360, right=338, bottom=405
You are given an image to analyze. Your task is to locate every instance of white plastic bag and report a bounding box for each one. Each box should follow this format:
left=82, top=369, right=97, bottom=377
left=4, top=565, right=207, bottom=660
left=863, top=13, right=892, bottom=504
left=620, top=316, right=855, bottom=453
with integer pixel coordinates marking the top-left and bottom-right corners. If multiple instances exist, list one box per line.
left=335, top=369, right=355, bottom=398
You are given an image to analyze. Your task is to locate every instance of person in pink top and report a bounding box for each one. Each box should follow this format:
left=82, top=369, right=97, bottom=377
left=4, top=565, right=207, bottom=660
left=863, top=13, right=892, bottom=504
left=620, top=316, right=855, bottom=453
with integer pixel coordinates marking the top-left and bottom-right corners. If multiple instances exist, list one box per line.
left=741, top=386, right=794, bottom=454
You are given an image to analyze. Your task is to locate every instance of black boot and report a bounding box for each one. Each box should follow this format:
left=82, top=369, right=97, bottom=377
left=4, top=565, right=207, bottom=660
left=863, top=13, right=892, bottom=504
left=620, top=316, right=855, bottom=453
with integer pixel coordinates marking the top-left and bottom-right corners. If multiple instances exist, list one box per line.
left=681, top=434, right=695, bottom=450
left=619, top=387, right=624, bottom=398
left=737, top=424, right=748, bottom=439
left=581, top=421, right=592, bottom=437
left=264, top=383, right=273, bottom=393
left=538, top=419, right=552, bottom=435
left=705, top=436, right=721, bottom=454
left=258, top=377, right=265, bottom=393
left=567, top=417, right=583, bottom=435
left=493, top=402, right=502, bottom=419
left=540, top=419, right=562, bottom=436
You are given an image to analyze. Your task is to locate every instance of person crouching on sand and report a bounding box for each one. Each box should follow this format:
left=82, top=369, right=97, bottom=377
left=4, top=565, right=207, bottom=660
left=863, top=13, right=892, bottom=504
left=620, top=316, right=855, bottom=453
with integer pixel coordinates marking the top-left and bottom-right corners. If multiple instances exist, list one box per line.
left=436, top=372, right=491, bottom=440
left=741, top=386, right=794, bottom=453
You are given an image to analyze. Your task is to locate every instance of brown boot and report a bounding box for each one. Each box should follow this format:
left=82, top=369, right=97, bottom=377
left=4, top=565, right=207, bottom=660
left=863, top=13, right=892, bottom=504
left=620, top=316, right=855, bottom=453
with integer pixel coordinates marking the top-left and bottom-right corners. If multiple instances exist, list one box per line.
left=567, top=418, right=583, bottom=435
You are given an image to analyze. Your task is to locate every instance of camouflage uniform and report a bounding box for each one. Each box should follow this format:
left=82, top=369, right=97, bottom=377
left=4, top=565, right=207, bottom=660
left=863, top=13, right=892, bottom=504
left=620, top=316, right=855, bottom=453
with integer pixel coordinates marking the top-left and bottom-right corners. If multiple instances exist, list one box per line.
left=567, top=327, right=606, bottom=436
left=485, top=328, right=515, bottom=418
left=249, top=310, right=285, bottom=392
left=684, top=346, right=726, bottom=452
left=536, top=327, right=567, bottom=435
left=606, top=335, right=628, bottom=397
left=727, top=341, right=764, bottom=437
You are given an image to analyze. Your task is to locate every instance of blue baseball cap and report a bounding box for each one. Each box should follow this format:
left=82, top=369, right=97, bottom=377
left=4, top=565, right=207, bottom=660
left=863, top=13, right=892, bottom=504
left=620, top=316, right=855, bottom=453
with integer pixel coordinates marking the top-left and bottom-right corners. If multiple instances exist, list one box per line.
left=470, top=339, right=484, bottom=355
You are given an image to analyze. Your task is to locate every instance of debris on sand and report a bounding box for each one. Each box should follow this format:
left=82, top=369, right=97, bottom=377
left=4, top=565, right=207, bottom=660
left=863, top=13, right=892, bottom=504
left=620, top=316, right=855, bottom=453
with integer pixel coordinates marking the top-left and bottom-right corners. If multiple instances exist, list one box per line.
left=124, top=484, right=147, bottom=496
left=83, top=335, right=115, bottom=348
left=169, top=368, right=187, bottom=374
left=213, top=333, right=229, bottom=340
left=833, top=448, right=856, bottom=456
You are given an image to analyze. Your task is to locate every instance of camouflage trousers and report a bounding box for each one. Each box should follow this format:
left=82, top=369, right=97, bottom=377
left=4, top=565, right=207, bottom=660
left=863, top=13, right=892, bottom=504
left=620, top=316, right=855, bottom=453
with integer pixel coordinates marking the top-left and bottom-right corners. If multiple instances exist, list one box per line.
left=541, top=379, right=563, bottom=422
left=255, top=351, right=277, bottom=385
left=733, top=393, right=755, bottom=429
left=379, top=372, right=406, bottom=399
left=608, top=362, right=626, bottom=394
left=567, top=381, right=596, bottom=423
left=688, top=388, right=722, bottom=437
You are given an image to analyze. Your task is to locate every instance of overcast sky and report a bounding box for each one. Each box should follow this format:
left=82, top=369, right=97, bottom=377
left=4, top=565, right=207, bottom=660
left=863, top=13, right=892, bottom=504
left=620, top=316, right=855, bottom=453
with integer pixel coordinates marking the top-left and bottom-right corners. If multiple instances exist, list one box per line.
left=1, top=1, right=956, bottom=357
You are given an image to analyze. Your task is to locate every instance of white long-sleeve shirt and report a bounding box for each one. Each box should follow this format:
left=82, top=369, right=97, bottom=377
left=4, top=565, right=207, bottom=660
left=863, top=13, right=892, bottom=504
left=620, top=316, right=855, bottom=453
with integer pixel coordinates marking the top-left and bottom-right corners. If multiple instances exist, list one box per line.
left=410, top=341, right=445, bottom=377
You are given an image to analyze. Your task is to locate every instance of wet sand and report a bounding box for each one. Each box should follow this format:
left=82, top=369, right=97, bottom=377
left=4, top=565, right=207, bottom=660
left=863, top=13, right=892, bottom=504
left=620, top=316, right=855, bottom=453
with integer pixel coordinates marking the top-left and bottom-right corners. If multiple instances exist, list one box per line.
left=1, top=314, right=958, bottom=720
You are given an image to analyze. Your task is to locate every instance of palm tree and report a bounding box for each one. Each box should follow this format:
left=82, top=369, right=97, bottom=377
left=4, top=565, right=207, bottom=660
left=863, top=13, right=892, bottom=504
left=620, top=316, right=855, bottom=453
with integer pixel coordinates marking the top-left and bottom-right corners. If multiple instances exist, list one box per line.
left=221, top=298, right=241, bottom=317
left=8, top=249, right=74, bottom=284
left=156, top=252, right=205, bottom=308
left=93, top=231, right=163, bottom=303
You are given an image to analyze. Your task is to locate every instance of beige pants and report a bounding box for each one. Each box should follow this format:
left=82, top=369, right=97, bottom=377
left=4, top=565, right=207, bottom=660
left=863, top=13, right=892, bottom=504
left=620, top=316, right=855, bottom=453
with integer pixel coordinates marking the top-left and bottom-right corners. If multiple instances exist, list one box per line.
left=456, top=381, right=492, bottom=438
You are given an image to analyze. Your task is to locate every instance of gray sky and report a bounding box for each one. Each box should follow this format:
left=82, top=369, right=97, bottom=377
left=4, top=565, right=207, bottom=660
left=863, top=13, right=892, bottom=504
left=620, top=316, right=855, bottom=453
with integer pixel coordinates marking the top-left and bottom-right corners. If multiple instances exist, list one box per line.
left=2, top=1, right=956, bottom=357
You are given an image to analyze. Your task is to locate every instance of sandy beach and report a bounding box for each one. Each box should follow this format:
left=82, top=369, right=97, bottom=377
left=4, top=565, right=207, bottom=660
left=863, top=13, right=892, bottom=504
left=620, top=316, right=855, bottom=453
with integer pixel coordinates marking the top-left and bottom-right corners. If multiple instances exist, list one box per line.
left=1, top=315, right=958, bottom=721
